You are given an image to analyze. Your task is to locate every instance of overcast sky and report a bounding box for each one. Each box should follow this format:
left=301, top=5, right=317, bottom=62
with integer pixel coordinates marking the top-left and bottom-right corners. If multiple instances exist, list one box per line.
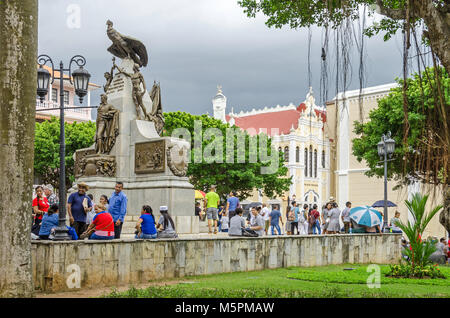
left=38, top=0, right=406, bottom=118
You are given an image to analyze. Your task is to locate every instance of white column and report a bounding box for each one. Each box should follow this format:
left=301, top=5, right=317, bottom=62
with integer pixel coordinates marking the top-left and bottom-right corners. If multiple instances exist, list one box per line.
left=337, top=98, right=349, bottom=209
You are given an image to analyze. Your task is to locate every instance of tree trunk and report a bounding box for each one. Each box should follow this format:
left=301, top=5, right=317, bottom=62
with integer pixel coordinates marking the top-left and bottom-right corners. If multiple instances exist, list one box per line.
left=439, top=185, right=450, bottom=234
left=0, top=0, right=38, bottom=297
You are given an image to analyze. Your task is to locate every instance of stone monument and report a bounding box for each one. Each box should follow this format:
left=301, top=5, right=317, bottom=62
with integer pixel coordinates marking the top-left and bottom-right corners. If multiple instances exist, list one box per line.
left=72, top=21, right=197, bottom=234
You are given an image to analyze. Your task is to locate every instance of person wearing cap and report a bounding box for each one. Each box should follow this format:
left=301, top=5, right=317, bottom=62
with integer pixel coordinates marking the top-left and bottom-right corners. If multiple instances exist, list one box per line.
left=43, top=184, right=59, bottom=206
left=108, top=181, right=128, bottom=239
left=156, top=206, right=178, bottom=238
left=204, top=185, right=220, bottom=234
left=67, top=182, right=93, bottom=237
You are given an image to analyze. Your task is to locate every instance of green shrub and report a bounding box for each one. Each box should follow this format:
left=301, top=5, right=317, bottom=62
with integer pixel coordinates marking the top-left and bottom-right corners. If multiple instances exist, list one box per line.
left=387, top=264, right=446, bottom=279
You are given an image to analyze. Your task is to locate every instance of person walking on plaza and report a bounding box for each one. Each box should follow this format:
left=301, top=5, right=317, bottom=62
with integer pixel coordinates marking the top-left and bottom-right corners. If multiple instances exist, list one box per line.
left=341, top=201, right=352, bottom=233
left=226, top=191, right=240, bottom=220
left=260, top=203, right=271, bottom=235
left=322, top=202, right=332, bottom=234
left=249, top=207, right=265, bottom=236
left=299, top=204, right=309, bottom=235
left=269, top=204, right=282, bottom=235
left=108, top=181, right=128, bottom=239
left=67, top=182, right=93, bottom=237
left=285, top=205, right=292, bottom=235
left=327, top=202, right=341, bottom=234
left=43, top=184, right=58, bottom=206
left=291, top=201, right=300, bottom=235
left=205, top=185, right=220, bottom=234
left=308, top=204, right=321, bottom=234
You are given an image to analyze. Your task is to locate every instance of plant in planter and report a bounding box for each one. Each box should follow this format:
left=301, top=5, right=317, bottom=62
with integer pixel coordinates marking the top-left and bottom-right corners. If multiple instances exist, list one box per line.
left=387, top=193, right=444, bottom=278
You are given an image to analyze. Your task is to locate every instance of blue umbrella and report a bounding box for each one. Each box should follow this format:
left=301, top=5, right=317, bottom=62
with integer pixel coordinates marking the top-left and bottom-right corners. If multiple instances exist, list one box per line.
left=349, top=205, right=383, bottom=227
left=371, top=200, right=397, bottom=208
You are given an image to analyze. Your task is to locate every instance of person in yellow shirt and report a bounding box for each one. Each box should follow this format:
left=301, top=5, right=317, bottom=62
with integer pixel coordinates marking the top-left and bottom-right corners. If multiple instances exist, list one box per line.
left=204, top=185, right=220, bottom=234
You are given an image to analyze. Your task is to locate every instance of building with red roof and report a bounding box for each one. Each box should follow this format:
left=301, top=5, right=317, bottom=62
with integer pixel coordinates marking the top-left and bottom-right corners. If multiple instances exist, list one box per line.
left=212, top=86, right=331, bottom=210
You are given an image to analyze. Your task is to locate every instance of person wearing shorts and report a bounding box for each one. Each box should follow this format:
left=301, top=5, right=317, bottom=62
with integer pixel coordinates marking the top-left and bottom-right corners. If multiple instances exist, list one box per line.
left=204, top=185, right=220, bottom=234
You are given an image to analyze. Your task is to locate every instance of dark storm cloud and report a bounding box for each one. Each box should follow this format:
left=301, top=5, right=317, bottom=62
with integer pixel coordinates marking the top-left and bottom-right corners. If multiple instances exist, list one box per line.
left=38, top=0, right=404, bottom=118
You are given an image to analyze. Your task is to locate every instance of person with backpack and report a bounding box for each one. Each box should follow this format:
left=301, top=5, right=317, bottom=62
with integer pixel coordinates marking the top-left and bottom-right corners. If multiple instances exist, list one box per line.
left=298, top=204, right=309, bottom=235
left=308, top=204, right=321, bottom=235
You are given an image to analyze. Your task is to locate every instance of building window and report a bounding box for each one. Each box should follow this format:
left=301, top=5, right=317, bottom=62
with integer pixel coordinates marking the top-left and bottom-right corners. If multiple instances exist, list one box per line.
left=296, top=147, right=300, bottom=163
left=52, top=88, right=58, bottom=103
left=309, top=146, right=313, bottom=177
left=322, top=150, right=325, bottom=168
left=304, top=148, right=308, bottom=176
left=63, top=90, right=69, bottom=105
left=284, top=146, right=289, bottom=163
left=314, top=149, right=318, bottom=178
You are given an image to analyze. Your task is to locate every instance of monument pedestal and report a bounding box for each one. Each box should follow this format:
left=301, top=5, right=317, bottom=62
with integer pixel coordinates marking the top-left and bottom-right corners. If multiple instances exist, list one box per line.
left=73, top=58, right=197, bottom=234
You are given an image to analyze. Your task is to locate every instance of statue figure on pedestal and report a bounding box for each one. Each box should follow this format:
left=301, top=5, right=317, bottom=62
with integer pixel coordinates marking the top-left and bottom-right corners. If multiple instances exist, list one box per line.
left=95, top=94, right=120, bottom=154
left=148, top=81, right=165, bottom=136
left=115, top=63, right=149, bottom=120
left=103, top=57, right=116, bottom=93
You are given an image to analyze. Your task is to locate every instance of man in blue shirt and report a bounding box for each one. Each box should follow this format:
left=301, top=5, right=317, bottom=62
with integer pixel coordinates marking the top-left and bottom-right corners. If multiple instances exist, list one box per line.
left=108, top=181, right=128, bottom=239
left=291, top=201, right=299, bottom=235
left=226, top=191, right=240, bottom=221
left=67, top=182, right=93, bottom=237
left=269, top=204, right=282, bottom=235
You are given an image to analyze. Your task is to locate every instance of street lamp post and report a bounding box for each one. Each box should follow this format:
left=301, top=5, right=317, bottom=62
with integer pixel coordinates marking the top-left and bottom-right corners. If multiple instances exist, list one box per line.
left=377, top=131, right=396, bottom=233
left=36, top=55, right=91, bottom=240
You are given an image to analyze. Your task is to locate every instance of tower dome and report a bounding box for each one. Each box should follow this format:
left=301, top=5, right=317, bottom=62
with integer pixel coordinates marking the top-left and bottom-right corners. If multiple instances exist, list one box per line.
left=212, top=85, right=227, bottom=123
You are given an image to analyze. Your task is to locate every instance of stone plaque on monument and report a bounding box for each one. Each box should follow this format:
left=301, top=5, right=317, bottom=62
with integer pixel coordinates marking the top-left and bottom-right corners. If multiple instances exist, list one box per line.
left=135, top=140, right=165, bottom=174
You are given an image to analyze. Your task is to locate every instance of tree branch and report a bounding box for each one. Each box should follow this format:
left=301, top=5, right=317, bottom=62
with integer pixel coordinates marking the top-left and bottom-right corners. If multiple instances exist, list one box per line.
left=375, top=0, right=406, bottom=20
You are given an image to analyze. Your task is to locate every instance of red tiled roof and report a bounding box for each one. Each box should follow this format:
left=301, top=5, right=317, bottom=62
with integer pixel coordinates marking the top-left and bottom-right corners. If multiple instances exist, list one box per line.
left=226, top=103, right=327, bottom=136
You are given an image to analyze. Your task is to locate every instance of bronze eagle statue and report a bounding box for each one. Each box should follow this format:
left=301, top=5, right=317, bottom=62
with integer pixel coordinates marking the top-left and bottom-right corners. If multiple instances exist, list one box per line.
left=106, top=20, right=148, bottom=67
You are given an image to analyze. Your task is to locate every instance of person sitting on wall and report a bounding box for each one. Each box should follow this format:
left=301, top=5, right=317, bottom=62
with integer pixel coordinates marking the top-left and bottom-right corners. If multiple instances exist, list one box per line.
left=135, top=205, right=158, bottom=239
left=228, top=207, right=245, bottom=237
left=81, top=203, right=115, bottom=240
left=350, top=219, right=366, bottom=233
left=38, top=203, right=59, bottom=240
left=156, top=206, right=178, bottom=238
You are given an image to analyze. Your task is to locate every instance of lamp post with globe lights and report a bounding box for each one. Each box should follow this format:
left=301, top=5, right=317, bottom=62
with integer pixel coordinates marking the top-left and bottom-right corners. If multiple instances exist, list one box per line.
left=36, top=54, right=92, bottom=240
left=377, top=131, right=396, bottom=232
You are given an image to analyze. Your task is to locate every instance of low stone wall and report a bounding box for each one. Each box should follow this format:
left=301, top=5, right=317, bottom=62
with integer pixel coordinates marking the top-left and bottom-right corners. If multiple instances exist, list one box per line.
left=32, top=234, right=402, bottom=293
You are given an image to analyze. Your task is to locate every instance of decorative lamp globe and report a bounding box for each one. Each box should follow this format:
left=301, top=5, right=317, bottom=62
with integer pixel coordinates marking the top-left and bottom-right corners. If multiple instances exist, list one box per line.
left=37, top=66, right=51, bottom=103
left=377, top=140, right=385, bottom=158
left=72, top=66, right=91, bottom=103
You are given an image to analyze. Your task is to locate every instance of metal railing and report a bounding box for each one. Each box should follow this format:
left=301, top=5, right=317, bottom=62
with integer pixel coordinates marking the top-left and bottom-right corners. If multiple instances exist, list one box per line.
left=36, top=100, right=91, bottom=117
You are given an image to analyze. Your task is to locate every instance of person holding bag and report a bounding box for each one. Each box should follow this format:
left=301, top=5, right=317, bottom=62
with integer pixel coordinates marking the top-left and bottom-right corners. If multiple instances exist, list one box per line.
left=80, top=203, right=114, bottom=240
left=32, top=185, right=50, bottom=236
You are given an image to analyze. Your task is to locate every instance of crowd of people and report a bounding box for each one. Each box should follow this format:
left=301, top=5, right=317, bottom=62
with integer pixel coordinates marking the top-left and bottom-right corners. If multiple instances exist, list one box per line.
left=31, top=181, right=178, bottom=241
left=197, top=187, right=402, bottom=237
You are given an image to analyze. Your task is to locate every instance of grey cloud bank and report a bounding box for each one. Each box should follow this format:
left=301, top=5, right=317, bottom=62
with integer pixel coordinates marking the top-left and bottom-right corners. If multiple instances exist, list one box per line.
left=38, top=0, right=404, bottom=118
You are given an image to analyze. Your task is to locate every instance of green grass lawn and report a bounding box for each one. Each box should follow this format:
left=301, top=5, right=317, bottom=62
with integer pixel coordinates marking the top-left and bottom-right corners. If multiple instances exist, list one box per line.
left=106, top=264, right=450, bottom=298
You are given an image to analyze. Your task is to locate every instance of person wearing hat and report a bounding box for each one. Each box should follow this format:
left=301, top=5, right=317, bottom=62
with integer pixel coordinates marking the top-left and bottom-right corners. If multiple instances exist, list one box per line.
left=156, top=206, right=178, bottom=238
left=43, top=184, right=59, bottom=206
left=67, top=182, right=93, bottom=237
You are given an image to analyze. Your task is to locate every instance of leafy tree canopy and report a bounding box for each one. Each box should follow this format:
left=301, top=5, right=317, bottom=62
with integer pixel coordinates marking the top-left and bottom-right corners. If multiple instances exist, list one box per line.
left=163, top=111, right=292, bottom=201
left=238, top=0, right=450, bottom=73
left=352, top=67, right=449, bottom=186
left=34, top=117, right=96, bottom=190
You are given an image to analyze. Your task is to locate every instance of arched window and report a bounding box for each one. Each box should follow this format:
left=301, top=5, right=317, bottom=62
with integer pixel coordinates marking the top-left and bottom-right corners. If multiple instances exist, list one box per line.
left=309, top=146, right=313, bottom=177
left=322, top=150, right=325, bottom=168
left=284, top=146, right=289, bottom=163
left=304, top=148, right=308, bottom=176
left=296, top=146, right=300, bottom=163
left=314, top=149, right=318, bottom=178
